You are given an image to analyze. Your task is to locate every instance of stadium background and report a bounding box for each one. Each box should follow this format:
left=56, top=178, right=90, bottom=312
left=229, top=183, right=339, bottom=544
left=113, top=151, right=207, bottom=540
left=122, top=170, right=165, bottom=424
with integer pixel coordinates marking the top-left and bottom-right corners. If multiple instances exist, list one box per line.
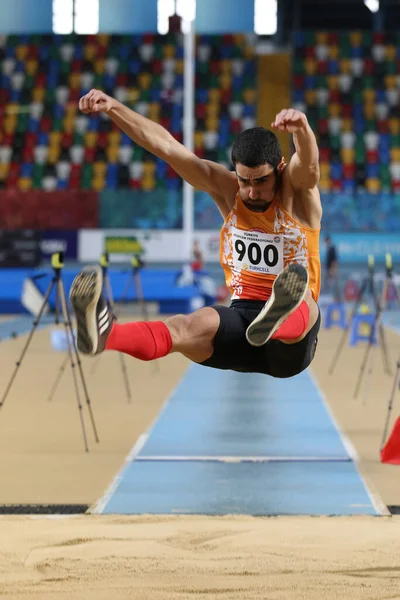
left=1, top=2, right=400, bottom=598
left=2, top=1, right=400, bottom=276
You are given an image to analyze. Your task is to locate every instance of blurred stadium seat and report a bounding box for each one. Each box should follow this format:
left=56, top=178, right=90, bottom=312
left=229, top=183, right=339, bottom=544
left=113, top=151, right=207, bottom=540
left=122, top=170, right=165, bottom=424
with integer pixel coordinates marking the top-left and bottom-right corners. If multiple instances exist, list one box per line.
left=292, top=30, right=400, bottom=231
left=0, top=32, right=256, bottom=229
left=2, top=30, right=400, bottom=231
left=0, top=33, right=255, bottom=192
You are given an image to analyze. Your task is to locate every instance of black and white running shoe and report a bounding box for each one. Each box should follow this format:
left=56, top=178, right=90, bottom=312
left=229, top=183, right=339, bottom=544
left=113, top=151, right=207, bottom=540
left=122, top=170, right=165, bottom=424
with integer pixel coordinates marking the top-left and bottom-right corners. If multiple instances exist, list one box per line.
left=246, top=263, right=309, bottom=347
left=69, top=265, right=114, bottom=355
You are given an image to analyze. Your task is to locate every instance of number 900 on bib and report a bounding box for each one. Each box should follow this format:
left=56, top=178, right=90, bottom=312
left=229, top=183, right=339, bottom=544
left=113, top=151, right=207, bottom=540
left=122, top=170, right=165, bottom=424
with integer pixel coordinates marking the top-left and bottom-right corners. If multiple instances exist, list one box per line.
left=232, top=228, right=284, bottom=275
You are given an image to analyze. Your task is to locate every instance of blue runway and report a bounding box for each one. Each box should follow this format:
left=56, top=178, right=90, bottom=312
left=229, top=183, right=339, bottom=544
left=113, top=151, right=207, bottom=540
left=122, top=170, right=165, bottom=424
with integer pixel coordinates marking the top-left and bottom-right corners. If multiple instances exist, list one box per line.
left=135, top=369, right=350, bottom=459
left=95, top=364, right=386, bottom=516
left=0, top=311, right=392, bottom=516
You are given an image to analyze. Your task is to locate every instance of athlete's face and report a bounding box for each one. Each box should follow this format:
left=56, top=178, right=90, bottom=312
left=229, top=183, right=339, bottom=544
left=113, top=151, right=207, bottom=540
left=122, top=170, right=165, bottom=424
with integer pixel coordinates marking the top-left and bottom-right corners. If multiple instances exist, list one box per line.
left=235, top=163, right=280, bottom=213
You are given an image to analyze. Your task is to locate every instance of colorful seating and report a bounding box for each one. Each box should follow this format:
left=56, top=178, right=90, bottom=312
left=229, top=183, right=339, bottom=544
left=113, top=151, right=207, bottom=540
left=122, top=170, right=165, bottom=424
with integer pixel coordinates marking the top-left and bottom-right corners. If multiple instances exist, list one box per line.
left=293, top=31, right=400, bottom=230
left=0, top=33, right=256, bottom=195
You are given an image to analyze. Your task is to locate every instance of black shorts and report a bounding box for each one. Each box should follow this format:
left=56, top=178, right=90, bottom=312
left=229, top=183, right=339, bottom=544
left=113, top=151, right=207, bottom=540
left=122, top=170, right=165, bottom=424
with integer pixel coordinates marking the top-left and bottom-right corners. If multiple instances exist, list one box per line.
left=199, top=299, right=321, bottom=378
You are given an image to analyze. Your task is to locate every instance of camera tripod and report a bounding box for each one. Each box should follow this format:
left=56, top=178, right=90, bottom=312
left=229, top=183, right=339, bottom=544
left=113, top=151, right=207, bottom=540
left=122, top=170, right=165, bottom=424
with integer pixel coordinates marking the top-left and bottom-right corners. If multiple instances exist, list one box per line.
left=0, top=252, right=99, bottom=452
left=118, top=255, right=149, bottom=316
left=328, top=256, right=391, bottom=399
left=380, top=253, right=400, bottom=310
left=89, top=253, right=132, bottom=402
left=121, top=255, right=160, bottom=375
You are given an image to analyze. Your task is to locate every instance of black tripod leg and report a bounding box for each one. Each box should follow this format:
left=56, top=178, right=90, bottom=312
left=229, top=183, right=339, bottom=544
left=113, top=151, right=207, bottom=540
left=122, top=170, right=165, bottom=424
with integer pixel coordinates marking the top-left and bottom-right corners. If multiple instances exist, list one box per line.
left=353, top=305, right=382, bottom=399
left=104, top=273, right=114, bottom=310
left=55, top=283, right=61, bottom=325
left=104, top=273, right=133, bottom=403
left=134, top=270, right=160, bottom=375
left=328, top=278, right=368, bottom=375
left=354, top=271, right=392, bottom=398
left=57, top=279, right=90, bottom=452
left=353, top=339, right=374, bottom=399
left=370, top=274, right=391, bottom=377
left=371, top=274, right=392, bottom=378
left=118, top=352, right=132, bottom=403
left=361, top=343, right=375, bottom=406
left=328, top=324, right=351, bottom=375
left=380, top=359, right=400, bottom=451
left=0, top=278, right=54, bottom=409
left=380, top=279, right=387, bottom=311
left=377, top=322, right=392, bottom=376
left=47, top=353, right=69, bottom=401
left=59, top=279, right=99, bottom=444
left=111, top=274, right=132, bottom=324
left=119, top=274, right=133, bottom=307
left=134, top=271, right=150, bottom=320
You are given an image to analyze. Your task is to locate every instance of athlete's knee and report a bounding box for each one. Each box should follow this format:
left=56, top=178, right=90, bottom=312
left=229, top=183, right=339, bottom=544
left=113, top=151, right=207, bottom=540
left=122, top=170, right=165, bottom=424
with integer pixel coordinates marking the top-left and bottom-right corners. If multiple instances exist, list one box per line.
left=165, top=308, right=220, bottom=356
left=304, top=289, right=319, bottom=330
left=298, top=289, right=319, bottom=333
left=278, top=289, right=319, bottom=345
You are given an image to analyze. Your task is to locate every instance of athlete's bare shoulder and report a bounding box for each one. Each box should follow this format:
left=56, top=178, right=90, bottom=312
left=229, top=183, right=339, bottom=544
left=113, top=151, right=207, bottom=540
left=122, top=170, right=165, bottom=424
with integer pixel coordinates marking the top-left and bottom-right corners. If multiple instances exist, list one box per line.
left=208, top=167, right=239, bottom=220
left=280, top=163, right=322, bottom=229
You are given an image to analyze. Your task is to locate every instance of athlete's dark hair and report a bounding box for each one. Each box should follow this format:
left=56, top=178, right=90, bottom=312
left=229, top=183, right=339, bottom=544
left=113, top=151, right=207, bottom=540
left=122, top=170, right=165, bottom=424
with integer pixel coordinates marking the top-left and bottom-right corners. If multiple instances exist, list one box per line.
left=231, top=127, right=282, bottom=168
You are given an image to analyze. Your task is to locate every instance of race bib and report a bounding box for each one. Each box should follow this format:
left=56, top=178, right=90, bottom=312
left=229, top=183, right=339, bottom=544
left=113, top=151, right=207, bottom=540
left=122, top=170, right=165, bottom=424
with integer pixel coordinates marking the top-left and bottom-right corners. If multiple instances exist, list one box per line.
left=232, top=228, right=284, bottom=275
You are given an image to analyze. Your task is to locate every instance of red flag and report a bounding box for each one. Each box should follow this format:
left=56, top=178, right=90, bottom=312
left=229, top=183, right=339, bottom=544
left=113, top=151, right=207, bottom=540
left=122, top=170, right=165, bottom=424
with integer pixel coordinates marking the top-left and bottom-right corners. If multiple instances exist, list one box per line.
left=380, top=417, right=400, bottom=465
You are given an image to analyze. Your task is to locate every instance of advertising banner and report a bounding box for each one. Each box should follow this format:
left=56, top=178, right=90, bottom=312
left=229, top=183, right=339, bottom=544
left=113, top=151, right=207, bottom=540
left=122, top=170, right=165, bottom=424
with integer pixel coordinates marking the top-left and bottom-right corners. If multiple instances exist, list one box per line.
left=40, top=230, right=78, bottom=262
left=104, top=236, right=144, bottom=255
left=320, top=233, right=400, bottom=265
left=0, top=229, right=41, bottom=267
left=79, top=229, right=222, bottom=263
left=79, top=230, right=184, bottom=263
left=79, top=230, right=400, bottom=266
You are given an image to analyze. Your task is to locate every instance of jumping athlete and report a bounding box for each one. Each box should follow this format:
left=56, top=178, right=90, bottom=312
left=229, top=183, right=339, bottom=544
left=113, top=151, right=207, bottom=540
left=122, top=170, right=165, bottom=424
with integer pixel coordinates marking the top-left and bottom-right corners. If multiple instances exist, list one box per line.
left=70, top=90, right=322, bottom=378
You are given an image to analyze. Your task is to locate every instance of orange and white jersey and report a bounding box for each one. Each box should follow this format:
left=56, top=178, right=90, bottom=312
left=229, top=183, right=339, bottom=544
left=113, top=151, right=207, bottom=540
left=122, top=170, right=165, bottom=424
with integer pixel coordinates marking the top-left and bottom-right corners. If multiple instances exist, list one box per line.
left=220, top=192, right=321, bottom=302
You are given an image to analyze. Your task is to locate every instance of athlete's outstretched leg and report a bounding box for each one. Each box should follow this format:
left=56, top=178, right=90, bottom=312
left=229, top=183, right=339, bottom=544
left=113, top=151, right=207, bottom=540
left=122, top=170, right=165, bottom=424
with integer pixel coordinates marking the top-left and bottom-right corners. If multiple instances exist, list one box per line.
left=69, top=265, right=220, bottom=363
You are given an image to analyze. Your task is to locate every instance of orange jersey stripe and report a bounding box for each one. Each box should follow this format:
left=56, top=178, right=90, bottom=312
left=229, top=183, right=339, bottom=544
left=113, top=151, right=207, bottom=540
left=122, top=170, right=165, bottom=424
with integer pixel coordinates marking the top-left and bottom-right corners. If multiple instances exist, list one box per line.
left=220, top=193, right=321, bottom=302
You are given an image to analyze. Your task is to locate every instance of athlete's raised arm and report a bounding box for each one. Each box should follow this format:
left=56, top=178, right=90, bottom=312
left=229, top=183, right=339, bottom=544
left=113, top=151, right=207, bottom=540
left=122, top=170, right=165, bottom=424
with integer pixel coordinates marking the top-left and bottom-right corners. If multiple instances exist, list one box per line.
left=271, top=108, right=322, bottom=226
left=79, top=89, right=238, bottom=214
left=271, top=108, right=319, bottom=189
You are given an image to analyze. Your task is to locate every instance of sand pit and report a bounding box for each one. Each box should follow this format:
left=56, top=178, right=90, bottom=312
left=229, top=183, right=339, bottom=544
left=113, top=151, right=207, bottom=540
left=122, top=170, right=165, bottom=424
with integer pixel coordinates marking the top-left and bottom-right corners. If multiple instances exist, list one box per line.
left=1, top=515, right=400, bottom=599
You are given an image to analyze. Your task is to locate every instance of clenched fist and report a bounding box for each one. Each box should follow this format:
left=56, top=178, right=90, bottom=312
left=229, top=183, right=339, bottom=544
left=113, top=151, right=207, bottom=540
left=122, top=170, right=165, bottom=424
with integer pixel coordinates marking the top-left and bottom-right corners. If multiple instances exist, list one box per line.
left=271, top=109, right=308, bottom=133
left=79, top=89, right=115, bottom=114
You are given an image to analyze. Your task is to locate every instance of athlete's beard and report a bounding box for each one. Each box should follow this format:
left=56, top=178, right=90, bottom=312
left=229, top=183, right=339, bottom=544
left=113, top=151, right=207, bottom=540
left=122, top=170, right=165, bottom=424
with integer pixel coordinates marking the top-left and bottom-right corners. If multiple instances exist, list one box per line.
left=241, top=175, right=280, bottom=213
left=241, top=198, right=272, bottom=212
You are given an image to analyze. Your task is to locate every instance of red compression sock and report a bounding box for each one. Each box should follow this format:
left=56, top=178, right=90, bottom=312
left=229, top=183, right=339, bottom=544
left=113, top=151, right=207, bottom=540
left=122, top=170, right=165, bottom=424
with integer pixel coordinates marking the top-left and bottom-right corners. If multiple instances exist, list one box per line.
left=271, top=300, right=310, bottom=341
left=105, top=321, right=172, bottom=361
